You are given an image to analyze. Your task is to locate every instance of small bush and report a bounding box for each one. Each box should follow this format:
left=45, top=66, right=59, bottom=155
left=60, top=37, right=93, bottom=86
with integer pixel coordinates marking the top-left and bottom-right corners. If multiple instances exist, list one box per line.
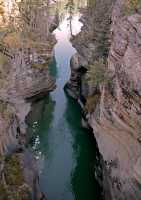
left=124, top=0, right=141, bottom=15
left=4, top=155, right=24, bottom=186
left=86, top=58, right=106, bottom=86
left=0, top=183, right=9, bottom=200
left=87, top=0, right=96, bottom=8
left=0, top=100, right=13, bottom=123
left=0, top=53, right=9, bottom=66
left=0, top=154, right=32, bottom=200
left=85, top=94, right=100, bottom=113
left=31, top=61, right=49, bottom=69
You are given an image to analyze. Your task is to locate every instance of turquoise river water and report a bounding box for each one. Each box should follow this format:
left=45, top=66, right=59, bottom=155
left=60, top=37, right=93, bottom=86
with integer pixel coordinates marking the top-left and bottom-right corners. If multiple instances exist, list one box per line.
left=27, top=3, right=102, bottom=200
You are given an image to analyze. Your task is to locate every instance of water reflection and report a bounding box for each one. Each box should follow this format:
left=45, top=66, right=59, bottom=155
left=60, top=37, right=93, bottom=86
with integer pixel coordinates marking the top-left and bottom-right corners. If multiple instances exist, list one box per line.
left=27, top=95, right=56, bottom=157
left=26, top=0, right=102, bottom=200
left=49, top=55, right=58, bottom=77
left=64, top=96, right=102, bottom=200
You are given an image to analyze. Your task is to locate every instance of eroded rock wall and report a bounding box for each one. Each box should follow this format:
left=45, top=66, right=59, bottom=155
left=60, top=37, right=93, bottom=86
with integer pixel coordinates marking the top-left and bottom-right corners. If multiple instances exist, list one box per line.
left=91, top=2, right=141, bottom=199
left=66, top=0, right=141, bottom=199
left=0, top=0, right=57, bottom=155
left=0, top=1, right=58, bottom=199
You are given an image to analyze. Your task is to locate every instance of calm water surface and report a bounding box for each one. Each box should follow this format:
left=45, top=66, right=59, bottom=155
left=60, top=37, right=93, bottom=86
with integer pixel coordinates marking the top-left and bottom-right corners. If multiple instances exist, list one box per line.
left=28, top=2, right=101, bottom=200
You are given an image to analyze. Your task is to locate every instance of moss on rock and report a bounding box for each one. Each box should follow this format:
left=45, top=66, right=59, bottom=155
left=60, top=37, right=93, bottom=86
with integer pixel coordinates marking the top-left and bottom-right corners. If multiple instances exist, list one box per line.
left=4, top=155, right=24, bottom=186
left=124, top=0, right=141, bottom=15
left=85, top=94, right=100, bottom=113
left=0, top=155, right=32, bottom=200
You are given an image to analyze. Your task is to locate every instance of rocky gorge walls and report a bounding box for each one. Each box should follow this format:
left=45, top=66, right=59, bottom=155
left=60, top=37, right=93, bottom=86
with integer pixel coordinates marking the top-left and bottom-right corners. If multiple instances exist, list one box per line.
left=66, top=0, right=141, bottom=199
left=0, top=0, right=58, bottom=199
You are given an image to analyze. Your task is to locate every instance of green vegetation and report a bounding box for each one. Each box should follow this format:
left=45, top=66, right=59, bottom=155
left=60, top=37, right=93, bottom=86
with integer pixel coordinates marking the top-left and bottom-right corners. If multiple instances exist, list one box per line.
left=85, top=94, right=100, bottom=113
left=86, top=59, right=106, bottom=86
left=31, top=61, right=49, bottom=69
left=65, top=0, right=75, bottom=36
left=0, top=53, right=9, bottom=66
left=84, top=60, right=105, bottom=114
left=87, top=0, right=96, bottom=8
left=5, top=155, right=24, bottom=186
left=0, top=100, right=8, bottom=114
left=0, top=47, right=11, bottom=88
left=124, top=0, right=141, bottom=14
left=0, top=183, right=31, bottom=200
left=85, top=58, right=114, bottom=112
left=0, top=100, right=13, bottom=123
left=0, top=155, right=32, bottom=200
left=0, top=53, right=10, bottom=82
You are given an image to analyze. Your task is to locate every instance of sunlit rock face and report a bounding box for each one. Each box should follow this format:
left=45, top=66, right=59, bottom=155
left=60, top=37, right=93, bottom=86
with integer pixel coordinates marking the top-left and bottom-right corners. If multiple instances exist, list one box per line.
left=92, top=2, right=141, bottom=199
left=66, top=0, right=141, bottom=199
left=0, top=0, right=58, bottom=100
left=0, top=0, right=59, bottom=156
left=65, top=0, right=114, bottom=98
left=0, top=0, right=17, bottom=26
left=0, top=0, right=59, bottom=199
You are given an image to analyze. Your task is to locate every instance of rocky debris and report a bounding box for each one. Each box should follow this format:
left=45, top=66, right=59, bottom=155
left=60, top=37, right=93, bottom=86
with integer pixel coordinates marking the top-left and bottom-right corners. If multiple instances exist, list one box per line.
left=66, top=0, right=141, bottom=199
left=64, top=53, right=87, bottom=99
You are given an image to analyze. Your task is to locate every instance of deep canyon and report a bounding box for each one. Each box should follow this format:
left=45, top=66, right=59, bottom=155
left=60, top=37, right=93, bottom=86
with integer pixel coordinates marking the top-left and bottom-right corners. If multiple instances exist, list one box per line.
left=0, top=0, right=141, bottom=200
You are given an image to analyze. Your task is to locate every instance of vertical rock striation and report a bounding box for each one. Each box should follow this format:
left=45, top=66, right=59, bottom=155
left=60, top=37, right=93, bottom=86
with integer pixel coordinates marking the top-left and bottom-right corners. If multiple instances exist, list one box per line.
left=0, top=0, right=58, bottom=199
left=66, top=0, right=141, bottom=199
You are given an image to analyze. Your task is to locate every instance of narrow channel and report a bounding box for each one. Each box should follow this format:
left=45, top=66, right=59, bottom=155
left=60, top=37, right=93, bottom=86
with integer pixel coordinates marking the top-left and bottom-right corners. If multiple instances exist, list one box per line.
left=27, top=2, right=101, bottom=200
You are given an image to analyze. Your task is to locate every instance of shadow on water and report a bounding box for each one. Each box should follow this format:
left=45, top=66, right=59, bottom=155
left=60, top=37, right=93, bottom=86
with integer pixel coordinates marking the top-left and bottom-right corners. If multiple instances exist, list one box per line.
left=64, top=95, right=102, bottom=200
left=26, top=0, right=103, bottom=199
left=49, top=56, right=58, bottom=77
left=27, top=96, right=56, bottom=157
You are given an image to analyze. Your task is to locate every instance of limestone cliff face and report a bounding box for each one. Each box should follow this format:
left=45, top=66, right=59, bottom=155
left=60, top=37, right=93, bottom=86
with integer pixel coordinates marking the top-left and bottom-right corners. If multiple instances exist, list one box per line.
left=0, top=1, right=58, bottom=199
left=0, top=0, right=58, bottom=155
left=66, top=0, right=141, bottom=199
left=65, top=0, right=114, bottom=99
left=93, top=3, right=141, bottom=199
left=0, top=101, right=19, bottom=154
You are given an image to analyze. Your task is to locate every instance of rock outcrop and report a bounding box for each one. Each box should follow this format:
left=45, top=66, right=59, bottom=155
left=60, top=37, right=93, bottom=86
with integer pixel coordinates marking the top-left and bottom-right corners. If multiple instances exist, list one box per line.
left=0, top=0, right=58, bottom=199
left=66, top=0, right=141, bottom=199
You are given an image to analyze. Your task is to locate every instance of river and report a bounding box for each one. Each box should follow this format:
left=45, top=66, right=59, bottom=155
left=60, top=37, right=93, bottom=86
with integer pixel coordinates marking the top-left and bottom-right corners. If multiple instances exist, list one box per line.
left=27, top=1, right=102, bottom=200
